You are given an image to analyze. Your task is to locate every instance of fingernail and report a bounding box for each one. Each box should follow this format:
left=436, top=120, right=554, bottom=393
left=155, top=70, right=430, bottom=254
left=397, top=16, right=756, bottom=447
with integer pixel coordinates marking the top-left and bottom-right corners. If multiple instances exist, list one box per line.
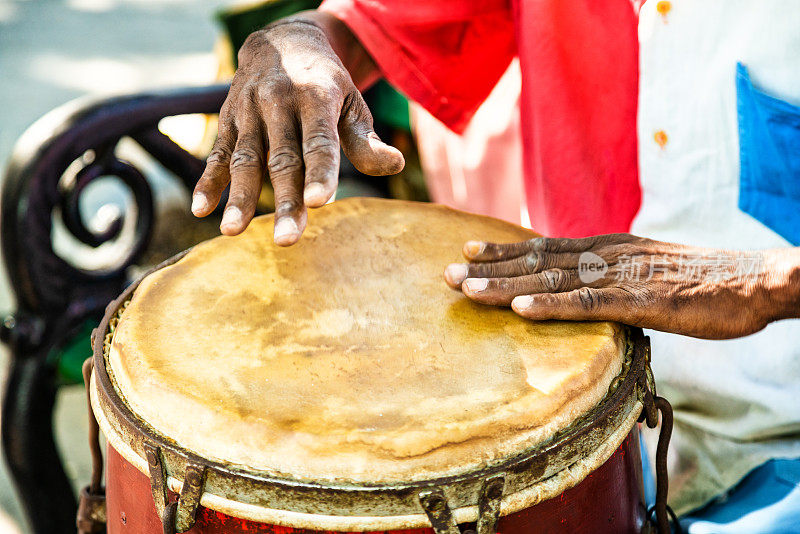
left=367, top=134, right=386, bottom=149
left=274, top=217, right=299, bottom=246
left=444, top=264, right=469, bottom=285
left=512, top=295, right=534, bottom=310
left=464, top=241, right=485, bottom=257
left=191, top=193, right=208, bottom=215
left=220, top=206, right=243, bottom=232
left=304, top=183, right=328, bottom=206
left=463, top=278, right=488, bottom=293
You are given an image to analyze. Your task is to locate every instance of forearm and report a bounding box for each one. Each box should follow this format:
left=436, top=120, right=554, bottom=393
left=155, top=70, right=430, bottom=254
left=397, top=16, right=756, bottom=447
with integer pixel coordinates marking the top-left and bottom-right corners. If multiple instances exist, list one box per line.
left=276, top=10, right=381, bottom=91
left=764, top=248, right=800, bottom=321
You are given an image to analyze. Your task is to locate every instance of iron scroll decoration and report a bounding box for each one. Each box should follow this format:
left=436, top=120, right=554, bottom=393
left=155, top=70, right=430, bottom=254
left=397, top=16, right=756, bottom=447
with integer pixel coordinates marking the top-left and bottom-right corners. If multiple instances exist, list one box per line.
left=0, top=84, right=229, bottom=532
left=2, top=85, right=229, bottom=316
left=80, top=250, right=677, bottom=534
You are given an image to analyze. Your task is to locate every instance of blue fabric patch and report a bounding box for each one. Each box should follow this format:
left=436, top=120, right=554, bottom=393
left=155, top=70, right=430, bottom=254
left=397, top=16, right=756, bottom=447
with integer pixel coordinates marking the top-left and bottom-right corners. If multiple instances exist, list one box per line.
left=681, top=459, right=800, bottom=533
left=737, top=62, right=800, bottom=246
left=641, top=446, right=800, bottom=533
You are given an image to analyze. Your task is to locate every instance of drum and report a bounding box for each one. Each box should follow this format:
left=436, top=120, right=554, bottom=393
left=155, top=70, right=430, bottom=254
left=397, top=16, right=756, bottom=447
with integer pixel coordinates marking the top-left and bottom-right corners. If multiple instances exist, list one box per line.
left=81, top=198, right=671, bottom=534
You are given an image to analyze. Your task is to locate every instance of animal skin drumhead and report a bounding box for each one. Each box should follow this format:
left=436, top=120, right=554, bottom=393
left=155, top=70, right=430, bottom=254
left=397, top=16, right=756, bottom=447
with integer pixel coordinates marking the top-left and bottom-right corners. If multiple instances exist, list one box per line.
left=107, top=197, right=626, bottom=484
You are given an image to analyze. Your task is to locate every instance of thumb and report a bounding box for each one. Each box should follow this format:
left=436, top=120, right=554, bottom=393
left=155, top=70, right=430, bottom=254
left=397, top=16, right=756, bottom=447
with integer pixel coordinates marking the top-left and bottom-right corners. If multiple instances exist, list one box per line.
left=339, top=90, right=405, bottom=176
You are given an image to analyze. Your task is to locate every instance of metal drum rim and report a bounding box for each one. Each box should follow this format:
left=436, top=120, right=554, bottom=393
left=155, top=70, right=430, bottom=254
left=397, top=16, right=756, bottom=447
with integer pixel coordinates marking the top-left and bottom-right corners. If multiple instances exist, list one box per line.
left=91, top=248, right=651, bottom=524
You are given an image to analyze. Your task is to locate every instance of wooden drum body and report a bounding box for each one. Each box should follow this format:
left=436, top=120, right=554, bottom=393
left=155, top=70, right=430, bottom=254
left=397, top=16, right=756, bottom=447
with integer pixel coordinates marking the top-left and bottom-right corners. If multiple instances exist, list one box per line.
left=102, top=427, right=644, bottom=533
left=84, top=199, right=669, bottom=534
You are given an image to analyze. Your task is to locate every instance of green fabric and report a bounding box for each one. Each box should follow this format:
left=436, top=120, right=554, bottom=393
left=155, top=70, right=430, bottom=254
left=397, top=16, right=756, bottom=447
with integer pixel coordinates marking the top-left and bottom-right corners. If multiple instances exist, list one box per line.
left=366, top=80, right=410, bottom=132
left=52, top=318, right=95, bottom=385
left=217, top=0, right=322, bottom=67
left=216, top=0, right=410, bottom=132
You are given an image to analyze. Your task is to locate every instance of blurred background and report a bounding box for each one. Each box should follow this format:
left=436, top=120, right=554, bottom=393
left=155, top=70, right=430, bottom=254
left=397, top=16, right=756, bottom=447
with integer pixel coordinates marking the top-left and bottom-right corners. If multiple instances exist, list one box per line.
left=0, top=0, right=225, bottom=530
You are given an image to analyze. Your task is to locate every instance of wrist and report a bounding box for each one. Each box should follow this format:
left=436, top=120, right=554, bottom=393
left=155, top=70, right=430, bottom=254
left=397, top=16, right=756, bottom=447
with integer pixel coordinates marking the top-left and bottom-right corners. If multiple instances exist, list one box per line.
left=270, top=11, right=380, bottom=90
left=761, top=248, right=800, bottom=321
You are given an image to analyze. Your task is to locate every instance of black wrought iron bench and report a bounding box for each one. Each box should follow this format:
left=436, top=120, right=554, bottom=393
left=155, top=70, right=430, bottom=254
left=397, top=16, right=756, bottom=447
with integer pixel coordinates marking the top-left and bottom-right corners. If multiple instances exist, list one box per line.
left=0, top=84, right=231, bottom=532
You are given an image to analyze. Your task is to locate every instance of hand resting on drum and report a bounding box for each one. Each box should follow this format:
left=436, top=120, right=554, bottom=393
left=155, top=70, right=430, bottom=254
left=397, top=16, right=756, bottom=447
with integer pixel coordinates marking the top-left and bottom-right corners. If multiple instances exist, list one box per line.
left=192, top=11, right=404, bottom=245
left=444, top=233, right=800, bottom=339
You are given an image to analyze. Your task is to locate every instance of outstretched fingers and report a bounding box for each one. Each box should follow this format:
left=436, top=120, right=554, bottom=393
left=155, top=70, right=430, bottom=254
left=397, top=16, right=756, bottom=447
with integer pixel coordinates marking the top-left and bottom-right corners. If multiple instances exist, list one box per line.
left=462, top=235, right=627, bottom=262
left=193, top=100, right=237, bottom=218
left=220, top=126, right=266, bottom=235
left=444, top=251, right=584, bottom=288
left=217, top=94, right=267, bottom=236
left=265, top=102, right=306, bottom=246
left=300, top=96, right=341, bottom=208
left=460, top=269, right=584, bottom=306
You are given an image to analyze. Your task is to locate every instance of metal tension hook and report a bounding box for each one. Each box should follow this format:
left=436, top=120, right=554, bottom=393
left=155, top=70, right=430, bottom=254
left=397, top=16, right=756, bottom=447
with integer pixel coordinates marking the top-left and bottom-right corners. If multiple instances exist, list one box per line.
left=145, top=443, right=207, bottom=534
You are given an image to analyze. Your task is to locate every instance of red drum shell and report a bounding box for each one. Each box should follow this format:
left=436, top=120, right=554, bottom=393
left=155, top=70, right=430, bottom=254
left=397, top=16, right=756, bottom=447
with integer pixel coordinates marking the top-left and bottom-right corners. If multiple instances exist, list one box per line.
left=105, top=426, right=644, bottom=534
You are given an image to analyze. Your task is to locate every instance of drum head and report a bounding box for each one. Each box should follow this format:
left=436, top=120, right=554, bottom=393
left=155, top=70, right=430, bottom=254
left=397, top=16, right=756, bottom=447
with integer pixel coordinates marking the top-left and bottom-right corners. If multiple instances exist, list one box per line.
left=108, top=198, right=625, bottom=484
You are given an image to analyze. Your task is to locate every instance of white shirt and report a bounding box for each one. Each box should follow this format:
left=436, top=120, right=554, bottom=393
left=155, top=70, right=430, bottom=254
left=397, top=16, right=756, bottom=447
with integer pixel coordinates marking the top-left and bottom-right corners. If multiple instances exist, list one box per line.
left=634, top=0, right=800, bottom=514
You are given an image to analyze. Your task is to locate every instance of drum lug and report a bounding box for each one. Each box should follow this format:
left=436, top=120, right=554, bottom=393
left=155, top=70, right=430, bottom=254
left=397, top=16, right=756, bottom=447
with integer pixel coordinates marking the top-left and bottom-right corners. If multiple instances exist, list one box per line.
left=419, top=489, right=461, bottom=534
left=174, top=464, right=207, bottom=532
left=419, top=474, right=505, bottom=534
left=476, top=474, right=505, bottom=534
left=145, top=444, right=208, bottom=533
left=145, top=443, right=168, bottom=517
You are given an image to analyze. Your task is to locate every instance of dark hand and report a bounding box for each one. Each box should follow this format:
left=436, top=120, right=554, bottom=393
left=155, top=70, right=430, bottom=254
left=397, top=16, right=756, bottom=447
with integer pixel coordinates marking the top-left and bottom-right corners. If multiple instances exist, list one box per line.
left=192, top=14, right=404, bottom=245
left=444, top=234, right=799, bottom=339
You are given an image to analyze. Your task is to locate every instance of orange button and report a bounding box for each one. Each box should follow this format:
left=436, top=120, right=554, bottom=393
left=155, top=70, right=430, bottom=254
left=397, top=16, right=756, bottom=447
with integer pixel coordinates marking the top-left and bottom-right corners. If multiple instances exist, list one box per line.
left=656, top=0, right=672, bottom=15
left=654, top=130, right=668, bottom=149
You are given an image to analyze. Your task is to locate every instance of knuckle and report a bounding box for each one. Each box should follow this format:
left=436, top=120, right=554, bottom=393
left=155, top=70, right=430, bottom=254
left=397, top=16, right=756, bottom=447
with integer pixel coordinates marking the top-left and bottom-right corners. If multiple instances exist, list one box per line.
left=342, top=91, right=371, bottom=123
left=227, top=192, right=254, bottom=209
left=330, top=69, right=352, bottom=90
left=296, top=80, right=339, bottom=100
left=471, top=264, right=489, bottom=278
left=275, top=199, right=301, bottom=217
left=576, top=287, right=601, bottom=311
left=206, top=148, right=230, bottom=166
left=624, top=285, right=652, bottom=308
left=578, top=235, right=601, bottom=249
left=303, top=131, right=338, bottom=157
left=480, top=243, right=500, bottom=258
left=542, top=268, right=568, bottom=291
left=267, top=150, right=302, bottom=176
left=523, top=251, right=543, bottom=272
left=258, top=75, right=293, bottom=101
left=240, top=81, right=258, bottom=100
left=531, top=237, right=555, bottom=252
left=230, top=148, right=261, bottom=170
